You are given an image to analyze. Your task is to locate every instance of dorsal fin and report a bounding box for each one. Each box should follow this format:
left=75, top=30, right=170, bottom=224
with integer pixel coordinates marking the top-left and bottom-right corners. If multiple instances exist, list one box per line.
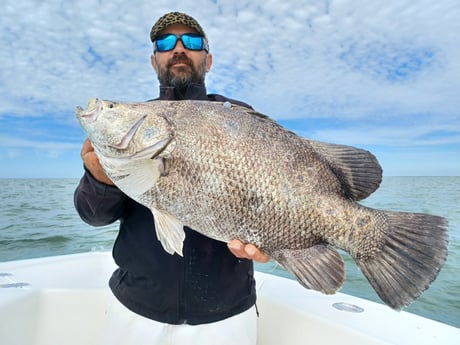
left=307, top=139, right=382, bottom=200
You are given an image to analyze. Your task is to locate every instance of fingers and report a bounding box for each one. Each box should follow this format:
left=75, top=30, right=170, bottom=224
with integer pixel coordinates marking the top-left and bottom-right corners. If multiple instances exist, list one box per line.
left=80, top=138, right=94, bottom=157
left=80, top=139, right=114, bottom=185
left=228, top=239, right=245, bottom=257
left=244, top=243, right=270, bottom=263
left=227, top=239, right=270, bottom=263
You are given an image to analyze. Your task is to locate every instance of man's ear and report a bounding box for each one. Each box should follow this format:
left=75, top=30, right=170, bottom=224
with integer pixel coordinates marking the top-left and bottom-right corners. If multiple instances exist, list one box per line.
left=206, top=53, right=213, bottom=72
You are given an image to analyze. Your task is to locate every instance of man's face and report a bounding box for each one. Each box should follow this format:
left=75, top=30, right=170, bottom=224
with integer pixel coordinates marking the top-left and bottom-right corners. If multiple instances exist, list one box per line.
left=151, top=24, right=212, bottom=88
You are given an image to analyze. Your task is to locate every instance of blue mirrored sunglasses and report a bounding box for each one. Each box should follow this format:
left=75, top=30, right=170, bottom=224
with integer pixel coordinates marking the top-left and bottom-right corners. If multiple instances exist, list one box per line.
left=154, top=33, right=209, bottom=53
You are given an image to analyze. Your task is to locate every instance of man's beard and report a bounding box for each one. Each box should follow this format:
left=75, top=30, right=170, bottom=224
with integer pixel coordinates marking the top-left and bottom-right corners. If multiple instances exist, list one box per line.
left=157, top=54, right=207, bottom=89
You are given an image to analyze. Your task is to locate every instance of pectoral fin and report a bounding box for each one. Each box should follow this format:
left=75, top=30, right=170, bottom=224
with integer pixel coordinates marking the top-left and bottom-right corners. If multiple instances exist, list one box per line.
left=151, top=208, right=185, bottom=256
left=109, top=158, right=163, bottom=196
left=271, top=244, right=345, bottom=294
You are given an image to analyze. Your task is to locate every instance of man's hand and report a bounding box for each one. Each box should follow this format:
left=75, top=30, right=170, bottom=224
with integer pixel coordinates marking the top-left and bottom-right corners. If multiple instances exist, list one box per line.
left=228, top=239, right=270, bottom=263
left=80, top=139, right=114, bottom=185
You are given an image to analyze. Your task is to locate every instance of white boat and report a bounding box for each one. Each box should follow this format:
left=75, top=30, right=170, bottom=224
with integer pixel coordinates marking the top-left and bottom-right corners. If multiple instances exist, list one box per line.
left=0, top=251, right=458, bottom=345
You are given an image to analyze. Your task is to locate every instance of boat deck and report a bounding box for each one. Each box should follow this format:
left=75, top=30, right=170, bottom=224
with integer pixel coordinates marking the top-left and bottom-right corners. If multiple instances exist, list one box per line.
left=1, top=252, right=458, bottom=345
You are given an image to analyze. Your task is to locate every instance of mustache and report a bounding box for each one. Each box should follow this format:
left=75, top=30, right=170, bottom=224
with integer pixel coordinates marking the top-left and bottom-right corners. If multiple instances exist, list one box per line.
left=167, top=54, right=193, bottom=68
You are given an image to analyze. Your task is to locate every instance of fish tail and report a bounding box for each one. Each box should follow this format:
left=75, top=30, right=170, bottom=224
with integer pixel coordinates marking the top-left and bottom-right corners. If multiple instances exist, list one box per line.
left=355, top=211, right=448, bottom=310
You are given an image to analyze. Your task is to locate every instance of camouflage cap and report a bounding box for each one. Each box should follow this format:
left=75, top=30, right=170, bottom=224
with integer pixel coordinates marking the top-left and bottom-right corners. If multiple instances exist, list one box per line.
left=150, top=12, right=208, bottom=42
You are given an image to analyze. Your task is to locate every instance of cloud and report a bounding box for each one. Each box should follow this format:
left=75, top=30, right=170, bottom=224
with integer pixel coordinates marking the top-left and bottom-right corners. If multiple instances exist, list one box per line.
left=311, top=122, right=460, bottom=147
left=0, top=0, right=459, bottom=176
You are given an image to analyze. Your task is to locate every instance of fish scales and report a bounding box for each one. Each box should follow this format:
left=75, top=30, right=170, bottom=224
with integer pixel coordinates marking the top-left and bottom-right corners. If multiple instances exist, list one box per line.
left=76, top=99, right=448, bottom=310
left=151, top=103, right=337, bottom=248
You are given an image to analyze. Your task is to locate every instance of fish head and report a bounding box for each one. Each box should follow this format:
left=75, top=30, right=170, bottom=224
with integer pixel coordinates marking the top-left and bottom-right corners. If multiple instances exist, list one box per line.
left=76, top=98, right=175, bottom=160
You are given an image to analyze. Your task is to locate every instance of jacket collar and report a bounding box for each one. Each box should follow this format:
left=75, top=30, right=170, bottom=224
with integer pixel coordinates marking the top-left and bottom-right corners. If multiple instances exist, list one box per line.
left=159, top=83, right=208, bottom=101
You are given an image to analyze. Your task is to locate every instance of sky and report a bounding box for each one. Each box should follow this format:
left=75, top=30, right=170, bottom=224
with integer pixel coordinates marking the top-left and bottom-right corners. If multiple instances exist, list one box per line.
left=0, top=0, right=459, bottom=178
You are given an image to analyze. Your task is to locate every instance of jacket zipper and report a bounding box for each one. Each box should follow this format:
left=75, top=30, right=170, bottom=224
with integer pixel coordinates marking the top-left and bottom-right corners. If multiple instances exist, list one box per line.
left=178, top=234, right=189, bottom=324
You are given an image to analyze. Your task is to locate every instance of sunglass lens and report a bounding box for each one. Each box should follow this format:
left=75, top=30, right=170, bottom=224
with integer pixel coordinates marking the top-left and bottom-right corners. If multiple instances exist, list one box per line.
left=155, top=34, right=205, bottom=52
left=156, top=34, right=177, bottom=52
left=182, top=34, right=204, bottom=50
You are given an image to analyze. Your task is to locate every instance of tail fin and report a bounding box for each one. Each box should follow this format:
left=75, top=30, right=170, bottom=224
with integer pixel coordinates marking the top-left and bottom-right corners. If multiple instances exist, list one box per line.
left=356, top=212, right=448, bottom=310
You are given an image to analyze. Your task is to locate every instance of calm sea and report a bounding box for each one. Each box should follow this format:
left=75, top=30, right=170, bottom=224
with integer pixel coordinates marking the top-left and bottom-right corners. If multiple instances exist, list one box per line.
left=0, top=177, right=458, bottom=328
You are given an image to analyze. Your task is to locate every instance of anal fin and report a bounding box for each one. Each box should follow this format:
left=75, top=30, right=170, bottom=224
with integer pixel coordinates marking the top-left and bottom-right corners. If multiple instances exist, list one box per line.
left=271, top=244, right=345, bottom=294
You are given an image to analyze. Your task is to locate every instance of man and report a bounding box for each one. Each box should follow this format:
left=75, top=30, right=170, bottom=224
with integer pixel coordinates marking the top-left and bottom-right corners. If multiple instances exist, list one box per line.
left=74, top=11, right=269, bottom=344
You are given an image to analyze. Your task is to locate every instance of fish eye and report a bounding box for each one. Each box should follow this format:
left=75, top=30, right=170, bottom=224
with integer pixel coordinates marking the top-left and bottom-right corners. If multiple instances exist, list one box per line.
left=108, top=103, right=114, bottom=109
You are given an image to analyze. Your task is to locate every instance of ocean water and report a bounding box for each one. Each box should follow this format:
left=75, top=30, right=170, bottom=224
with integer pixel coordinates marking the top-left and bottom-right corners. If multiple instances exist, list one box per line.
left=0, top=177, right=458, bottom=328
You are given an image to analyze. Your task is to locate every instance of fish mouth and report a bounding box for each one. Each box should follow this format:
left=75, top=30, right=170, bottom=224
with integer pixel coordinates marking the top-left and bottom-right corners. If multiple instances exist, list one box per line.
left=76, top=98, right=103, bottom=121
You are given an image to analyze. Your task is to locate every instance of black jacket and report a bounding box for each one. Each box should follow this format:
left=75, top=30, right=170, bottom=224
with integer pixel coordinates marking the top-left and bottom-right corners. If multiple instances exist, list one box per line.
left=74, top=84, right=256, bottom=325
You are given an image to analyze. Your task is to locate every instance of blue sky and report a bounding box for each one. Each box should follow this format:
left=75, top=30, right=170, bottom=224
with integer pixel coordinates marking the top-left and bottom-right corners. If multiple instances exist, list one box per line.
left=0, top=0, right=459, bottom=178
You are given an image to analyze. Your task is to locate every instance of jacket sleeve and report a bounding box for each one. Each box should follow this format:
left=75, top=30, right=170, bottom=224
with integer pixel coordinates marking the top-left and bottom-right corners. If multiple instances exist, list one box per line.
left=74, top=167, right=127, bottom=226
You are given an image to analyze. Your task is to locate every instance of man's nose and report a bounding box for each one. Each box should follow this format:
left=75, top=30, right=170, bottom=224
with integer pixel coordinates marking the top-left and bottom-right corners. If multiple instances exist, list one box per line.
left=172, top=39, right=186, bottom=53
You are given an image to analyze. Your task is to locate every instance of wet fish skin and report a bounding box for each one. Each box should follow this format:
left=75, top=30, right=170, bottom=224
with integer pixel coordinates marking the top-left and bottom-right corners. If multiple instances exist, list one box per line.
left=76, top=98, right=448, bottom=310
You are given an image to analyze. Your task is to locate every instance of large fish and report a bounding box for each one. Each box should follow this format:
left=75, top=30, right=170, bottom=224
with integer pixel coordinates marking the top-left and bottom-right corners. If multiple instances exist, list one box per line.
left=76, top=98, right=448, bottom=310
